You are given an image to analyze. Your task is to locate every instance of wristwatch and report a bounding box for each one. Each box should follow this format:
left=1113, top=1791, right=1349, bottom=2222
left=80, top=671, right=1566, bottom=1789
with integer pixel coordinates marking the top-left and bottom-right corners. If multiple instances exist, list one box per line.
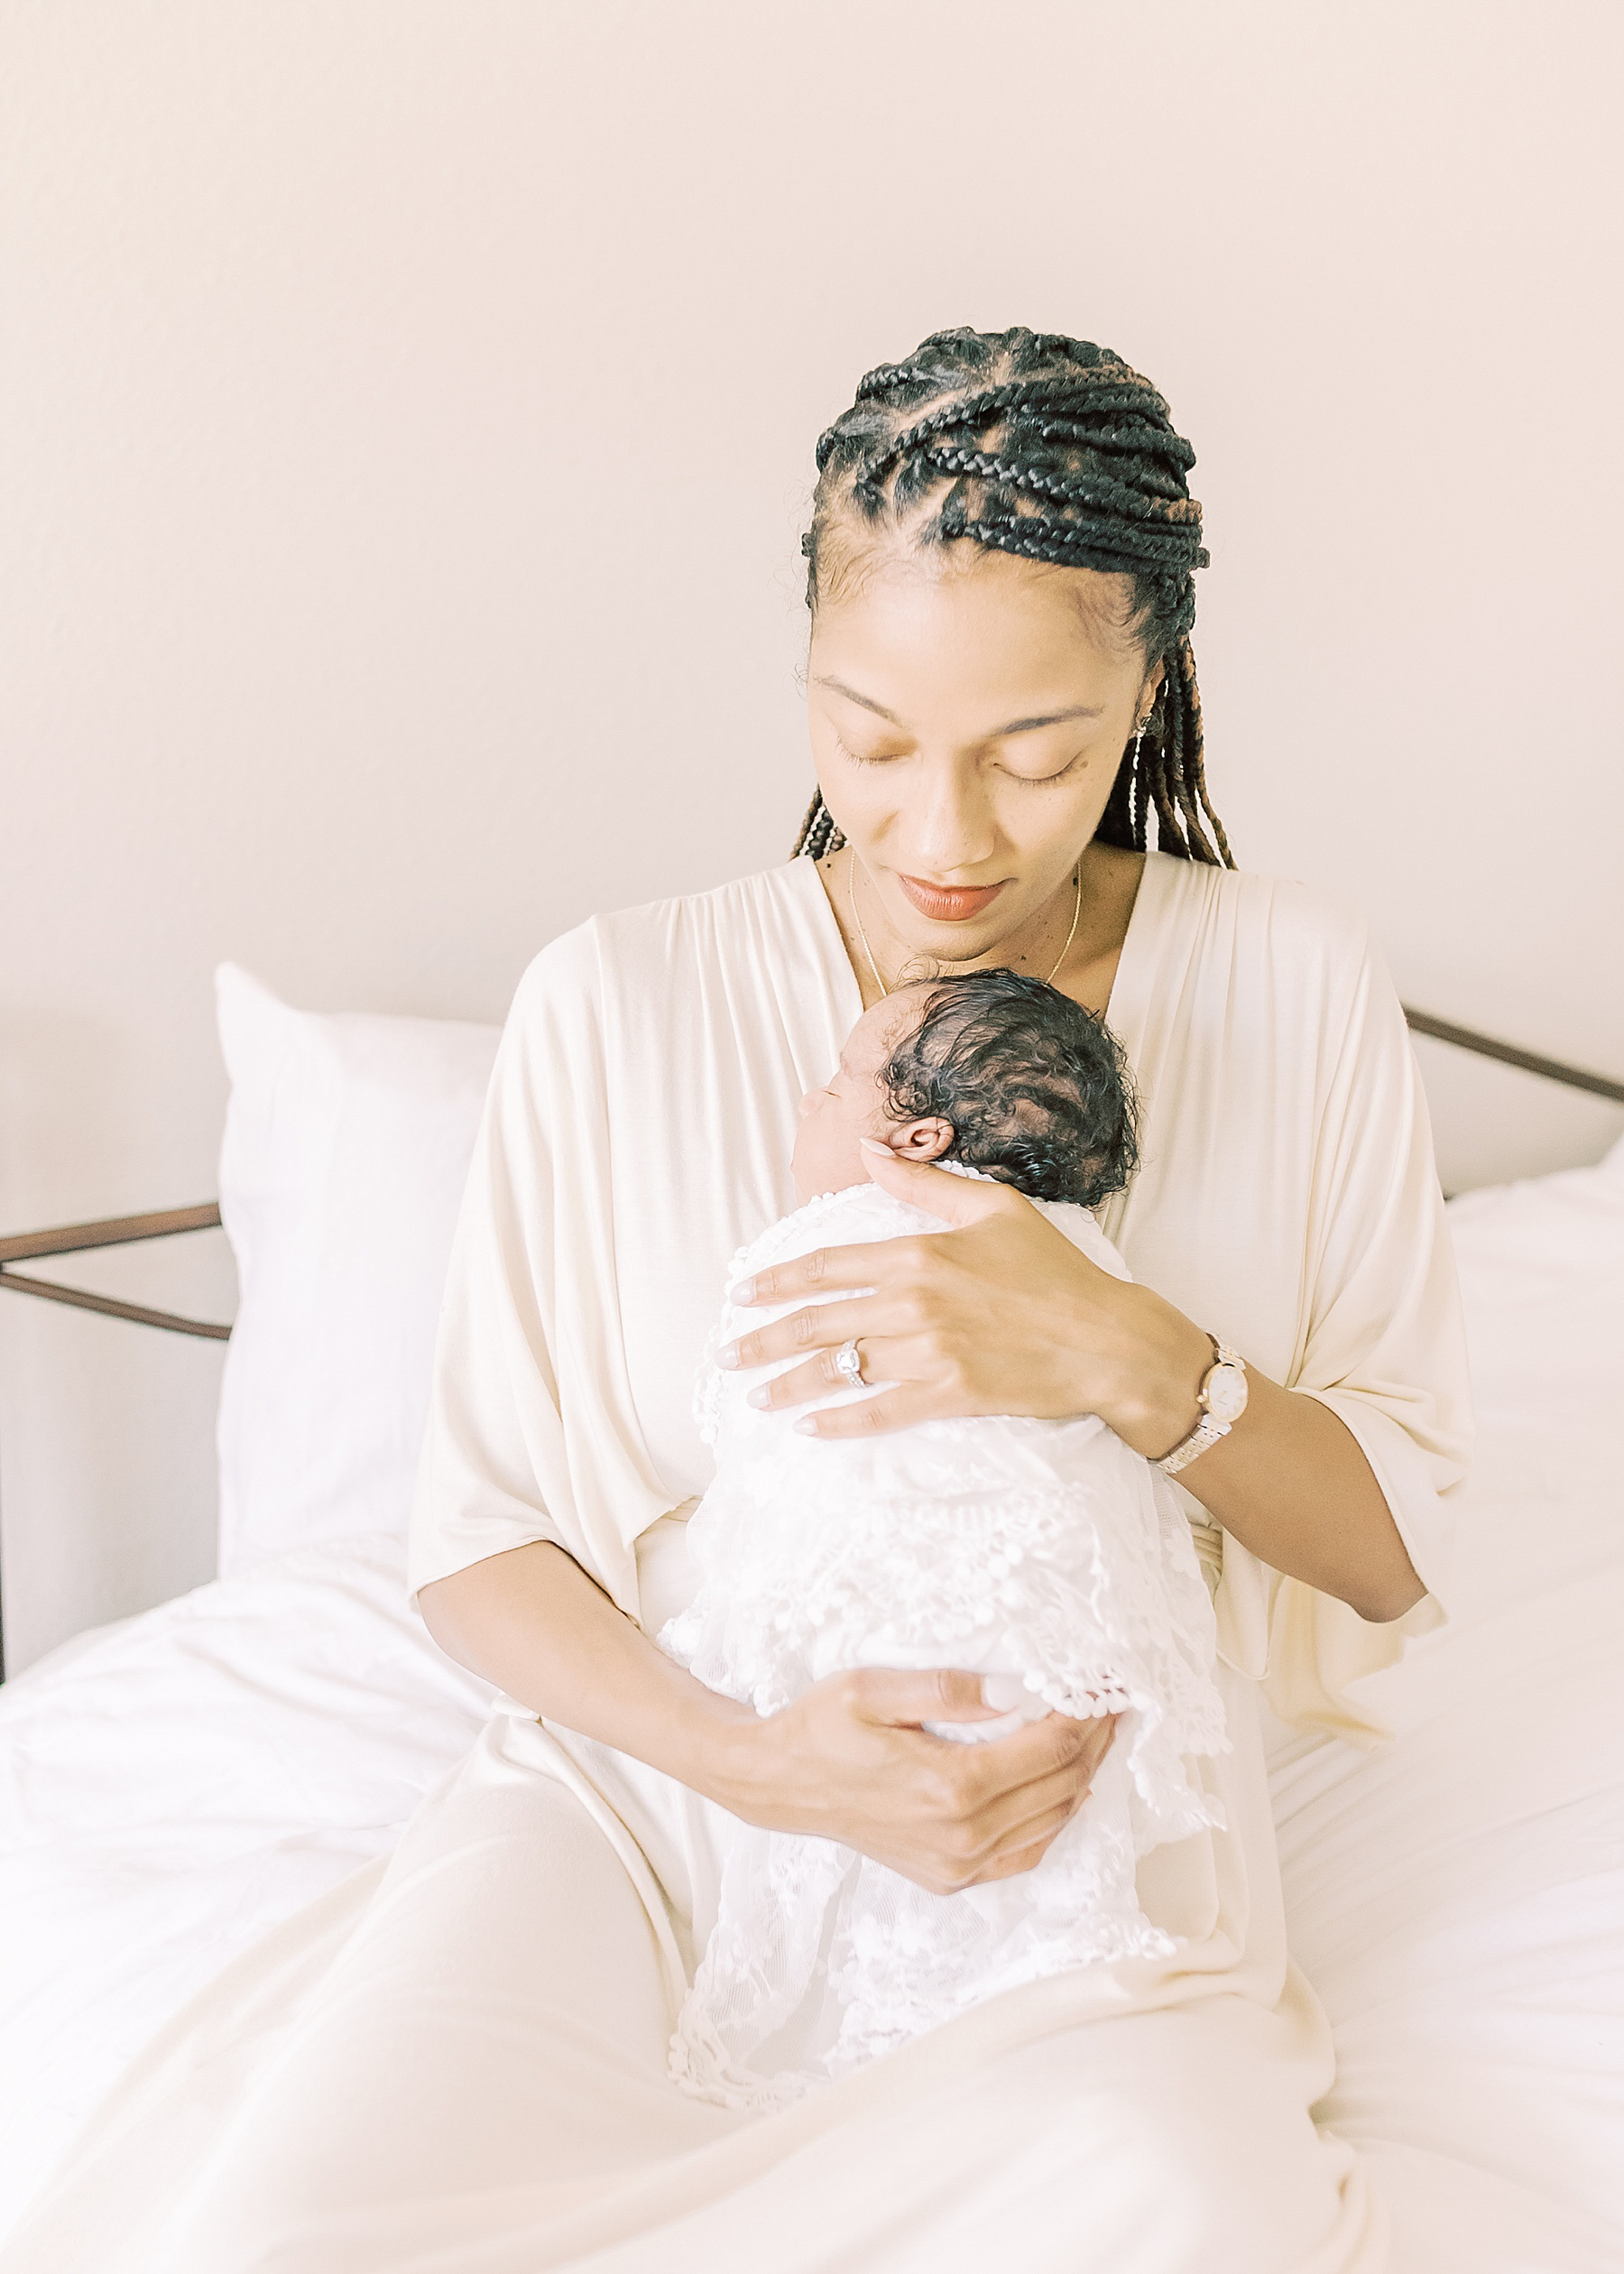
left=1156, top=1336, right=1248, bottom=1477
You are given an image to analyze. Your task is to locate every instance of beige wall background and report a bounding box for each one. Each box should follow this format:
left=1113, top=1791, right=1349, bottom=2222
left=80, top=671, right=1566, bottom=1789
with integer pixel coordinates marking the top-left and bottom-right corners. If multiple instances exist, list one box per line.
left=2, top=0, right=1620, bottom=1672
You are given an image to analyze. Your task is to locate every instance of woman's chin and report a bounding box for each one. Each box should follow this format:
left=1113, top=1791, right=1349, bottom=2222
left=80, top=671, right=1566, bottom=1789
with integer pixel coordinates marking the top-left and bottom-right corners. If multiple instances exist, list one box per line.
left=881, top=895, right=1044, bottom=966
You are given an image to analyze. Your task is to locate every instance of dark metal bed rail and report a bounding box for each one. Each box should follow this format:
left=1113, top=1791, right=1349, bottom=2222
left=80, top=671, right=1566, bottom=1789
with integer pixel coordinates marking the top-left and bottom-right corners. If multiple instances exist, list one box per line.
left=1401, top=1009, right=1624, bottom=1106
left=0, top=1204, right=230, bottom=1678
left=0, top=1204, right=230, bottom=1340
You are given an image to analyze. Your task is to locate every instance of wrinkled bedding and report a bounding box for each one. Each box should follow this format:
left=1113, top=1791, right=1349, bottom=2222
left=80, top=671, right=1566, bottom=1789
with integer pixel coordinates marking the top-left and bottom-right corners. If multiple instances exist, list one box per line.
left=1, top=1152, right=1619, bottom=2265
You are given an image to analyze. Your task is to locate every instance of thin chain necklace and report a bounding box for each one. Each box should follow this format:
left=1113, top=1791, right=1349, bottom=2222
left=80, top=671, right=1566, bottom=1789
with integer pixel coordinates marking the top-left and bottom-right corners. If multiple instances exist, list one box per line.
left=847, top=857, right=1084, bottom=999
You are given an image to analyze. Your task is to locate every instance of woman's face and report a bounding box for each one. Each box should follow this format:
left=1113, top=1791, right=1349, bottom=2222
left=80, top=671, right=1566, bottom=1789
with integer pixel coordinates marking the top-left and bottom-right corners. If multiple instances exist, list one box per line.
left=807, top=548, right=1155, bottom=963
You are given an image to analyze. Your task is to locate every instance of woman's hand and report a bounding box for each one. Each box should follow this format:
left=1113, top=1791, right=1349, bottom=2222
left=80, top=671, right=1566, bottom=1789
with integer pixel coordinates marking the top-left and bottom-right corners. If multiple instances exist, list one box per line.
left=708, top=1665, right=1118, bottom=1896
left=718, top=1147, right=1425, bottom=1622
left=426, top=1543, right=1119, bottom=1898
left=721, top=1145, right=1213, bottom=1461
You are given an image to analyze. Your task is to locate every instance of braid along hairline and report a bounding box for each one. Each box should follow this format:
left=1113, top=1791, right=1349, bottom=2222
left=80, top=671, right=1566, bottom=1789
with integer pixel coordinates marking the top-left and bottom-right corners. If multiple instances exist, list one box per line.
left=958, top=515, right=1209, bottom=578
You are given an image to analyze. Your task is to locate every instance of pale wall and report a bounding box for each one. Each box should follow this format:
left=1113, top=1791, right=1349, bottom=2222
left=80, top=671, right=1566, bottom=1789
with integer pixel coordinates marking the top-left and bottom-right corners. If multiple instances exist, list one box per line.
left=2, top=0, right=1620, bottom=1671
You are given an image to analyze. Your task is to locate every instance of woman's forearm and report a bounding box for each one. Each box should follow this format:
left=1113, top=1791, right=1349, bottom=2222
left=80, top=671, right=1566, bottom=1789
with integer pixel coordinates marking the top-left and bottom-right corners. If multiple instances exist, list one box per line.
left=419, top=1542, right=756, bottom=1794
left=1104, top=1284, right=1425, bottom=1623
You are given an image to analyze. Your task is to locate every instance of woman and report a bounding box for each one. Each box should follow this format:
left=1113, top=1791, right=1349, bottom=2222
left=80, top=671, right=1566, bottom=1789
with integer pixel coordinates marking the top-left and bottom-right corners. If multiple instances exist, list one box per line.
left=5, top=328, right=1469, bottom=2273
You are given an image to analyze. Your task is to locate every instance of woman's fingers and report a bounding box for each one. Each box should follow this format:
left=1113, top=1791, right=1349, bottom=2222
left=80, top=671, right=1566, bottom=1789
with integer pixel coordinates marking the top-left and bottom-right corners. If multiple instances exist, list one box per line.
left=751, top=1669, right=1120, bottom=1898
left=957, top=1720, right=1114, bottom=1847
left=719, top=1294, right=897, bottom=1385
left=854, top=1678, right=1117, bottom=1890
left=728, top=1237, right=926, bottom=1313
left=978, top=1706, right=1114, bottom=1796
left=903, top=1717, right=1116, bottom=1892
left=855, top=1144, right=1022, bottom=1227
left=789, top=1382, right=932, bottom=1437
left=849, top=1669, right=1112, bottom=1797
left=728, top=1168, right=1020, bottom=1315
left=735, top=1353, right=951, bottom=1435
left=965, top=1827, right=1068, bottom=1885
left=720, top=1296, right=949, bottom=1423
left=936, top=1714, right=1115, bottom=1886
left=846, top=1666, right=1008, bottom=1729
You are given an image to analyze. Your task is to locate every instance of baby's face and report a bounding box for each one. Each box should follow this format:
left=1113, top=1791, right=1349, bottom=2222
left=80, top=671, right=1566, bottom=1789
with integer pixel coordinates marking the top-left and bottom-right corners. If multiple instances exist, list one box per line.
left=791, top=989, right=951, bottom=1204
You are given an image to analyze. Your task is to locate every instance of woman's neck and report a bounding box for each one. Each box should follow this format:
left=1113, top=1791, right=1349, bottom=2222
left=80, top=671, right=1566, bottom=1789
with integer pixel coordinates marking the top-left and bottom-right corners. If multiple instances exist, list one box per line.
left=815, top=842, right=1146, bottom=1020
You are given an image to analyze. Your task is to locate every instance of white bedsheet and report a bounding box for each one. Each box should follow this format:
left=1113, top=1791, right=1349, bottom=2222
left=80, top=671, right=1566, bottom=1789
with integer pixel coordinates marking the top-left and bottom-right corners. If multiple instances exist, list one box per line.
left=1, top=1152, right=1620, bottom=2265
left=0, top=1536, right=493, bottom=2230
left=1270, top=1154, right=1624, bottom=2269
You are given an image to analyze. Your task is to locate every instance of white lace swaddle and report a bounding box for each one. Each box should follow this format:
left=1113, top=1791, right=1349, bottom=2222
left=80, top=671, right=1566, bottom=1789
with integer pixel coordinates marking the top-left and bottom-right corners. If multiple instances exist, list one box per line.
left=659, top=1167, right=1230, bottom=2110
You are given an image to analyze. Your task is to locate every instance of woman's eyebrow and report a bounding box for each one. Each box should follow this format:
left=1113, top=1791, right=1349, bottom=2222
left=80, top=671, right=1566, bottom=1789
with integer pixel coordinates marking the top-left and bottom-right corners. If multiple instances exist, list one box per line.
left=813, top=675, right=904, bottom=722
left=813, top=675, right=1105, bottom=736
left=995, top=703, right=1106, bottom=735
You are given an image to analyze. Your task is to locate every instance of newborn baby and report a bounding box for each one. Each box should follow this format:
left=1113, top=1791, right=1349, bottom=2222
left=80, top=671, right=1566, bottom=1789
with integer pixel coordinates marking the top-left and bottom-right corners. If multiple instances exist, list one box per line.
left=660, top=969, right=1228, bottom=2110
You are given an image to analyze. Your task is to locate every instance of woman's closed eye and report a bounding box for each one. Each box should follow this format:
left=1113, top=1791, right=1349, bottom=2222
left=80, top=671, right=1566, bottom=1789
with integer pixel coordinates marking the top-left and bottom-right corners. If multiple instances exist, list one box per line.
left=1002, top=751, right=1084, bottom=786
left=834, top=735, right=906, bottom=769
left=834, top=733, right=1086, bottom=787
left=992, top=736, right=1096, bottom=790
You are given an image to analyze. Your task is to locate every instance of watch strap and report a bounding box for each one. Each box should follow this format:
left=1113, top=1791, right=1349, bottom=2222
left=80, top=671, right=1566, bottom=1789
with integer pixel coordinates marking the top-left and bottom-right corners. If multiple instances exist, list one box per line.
left=1156, top=1340, right=1245, bottom=1478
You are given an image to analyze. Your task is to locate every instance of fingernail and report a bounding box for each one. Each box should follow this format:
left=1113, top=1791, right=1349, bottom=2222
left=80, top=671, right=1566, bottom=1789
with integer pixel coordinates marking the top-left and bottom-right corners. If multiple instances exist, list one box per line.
left=745, top=1384, right=771, bottom=1409
left=717, top=1341, right=741, bottom=1369
left=858, top=1139, right=890, bottom=1158
left=793, top=1416, right=818, bottom=1436
left=727, top=1278, right=755, bottom=1305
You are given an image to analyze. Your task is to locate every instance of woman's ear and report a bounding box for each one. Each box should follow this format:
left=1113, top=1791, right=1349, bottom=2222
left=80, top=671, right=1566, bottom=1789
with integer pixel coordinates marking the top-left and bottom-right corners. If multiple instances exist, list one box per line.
left=890, top=1117, right=955, bottom=1164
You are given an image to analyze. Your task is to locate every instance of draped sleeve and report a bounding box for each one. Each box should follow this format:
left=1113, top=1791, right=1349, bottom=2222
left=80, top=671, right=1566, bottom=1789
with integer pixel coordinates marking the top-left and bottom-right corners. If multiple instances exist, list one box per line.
left=406, top=861, right=858, bottom=1624
left=407, top=923, right=673, bottom=1619
left=1102, top=857, right=1473, bottom=1746
left=1219, top=905, right=1472, bottom=1742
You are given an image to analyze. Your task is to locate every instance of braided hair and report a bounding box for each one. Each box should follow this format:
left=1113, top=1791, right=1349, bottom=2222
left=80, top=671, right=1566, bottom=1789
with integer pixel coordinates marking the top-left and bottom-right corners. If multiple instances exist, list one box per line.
left=792, top=326, right=1232, bottom=868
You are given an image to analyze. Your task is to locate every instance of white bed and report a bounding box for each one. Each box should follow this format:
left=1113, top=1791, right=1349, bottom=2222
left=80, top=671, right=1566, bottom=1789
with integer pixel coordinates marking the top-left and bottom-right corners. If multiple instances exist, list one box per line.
left=1, top=966, right=1619, bottom=2269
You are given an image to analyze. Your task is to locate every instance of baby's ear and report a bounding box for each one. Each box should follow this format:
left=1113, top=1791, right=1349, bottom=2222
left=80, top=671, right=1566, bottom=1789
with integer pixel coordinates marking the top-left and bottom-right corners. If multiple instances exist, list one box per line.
left=892, top=1116, right=955, bottom=1164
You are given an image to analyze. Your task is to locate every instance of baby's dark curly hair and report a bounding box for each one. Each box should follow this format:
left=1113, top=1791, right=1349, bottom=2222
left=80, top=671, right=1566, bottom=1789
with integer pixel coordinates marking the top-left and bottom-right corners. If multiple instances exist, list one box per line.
left=880, top=969, right=1139, bottom=1208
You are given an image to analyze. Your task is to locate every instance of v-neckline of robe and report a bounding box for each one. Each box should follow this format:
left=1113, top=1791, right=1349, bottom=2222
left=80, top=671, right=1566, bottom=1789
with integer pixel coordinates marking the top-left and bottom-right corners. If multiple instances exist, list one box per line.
left=781, top=846, right=1182, bottom=1065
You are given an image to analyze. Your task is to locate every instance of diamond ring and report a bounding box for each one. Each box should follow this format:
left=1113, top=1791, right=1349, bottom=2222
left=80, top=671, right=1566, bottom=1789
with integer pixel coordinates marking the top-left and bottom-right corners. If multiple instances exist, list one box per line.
left=833, top=1337, right=865, bottom=1388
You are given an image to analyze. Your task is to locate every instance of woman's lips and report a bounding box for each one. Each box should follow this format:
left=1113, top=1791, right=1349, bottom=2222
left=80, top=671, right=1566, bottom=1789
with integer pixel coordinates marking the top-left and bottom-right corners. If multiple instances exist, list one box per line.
left=896, top=874, right=1008, bottom=922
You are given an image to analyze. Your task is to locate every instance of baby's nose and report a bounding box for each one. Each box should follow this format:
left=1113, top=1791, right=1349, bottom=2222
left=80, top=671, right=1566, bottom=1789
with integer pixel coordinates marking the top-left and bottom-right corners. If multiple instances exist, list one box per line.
left=797, top=1089, right=817, bottom=1119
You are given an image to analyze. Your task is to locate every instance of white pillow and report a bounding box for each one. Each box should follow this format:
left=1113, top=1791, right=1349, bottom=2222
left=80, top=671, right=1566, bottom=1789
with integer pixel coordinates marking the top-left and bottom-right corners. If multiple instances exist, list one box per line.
left=215, top=965, right=501, bottom=1577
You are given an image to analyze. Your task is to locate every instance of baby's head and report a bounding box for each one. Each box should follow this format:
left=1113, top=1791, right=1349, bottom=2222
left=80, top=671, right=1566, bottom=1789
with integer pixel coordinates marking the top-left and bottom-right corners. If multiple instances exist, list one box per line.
left=792, top=970, right=1140, bottom=1210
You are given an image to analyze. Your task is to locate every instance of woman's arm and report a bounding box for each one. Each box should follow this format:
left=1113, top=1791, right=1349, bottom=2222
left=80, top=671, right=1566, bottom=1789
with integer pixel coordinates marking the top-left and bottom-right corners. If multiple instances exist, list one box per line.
left=721, top=1147, right=1425, bottom=1626
left=419, top=1540, right=1118, bottom=1895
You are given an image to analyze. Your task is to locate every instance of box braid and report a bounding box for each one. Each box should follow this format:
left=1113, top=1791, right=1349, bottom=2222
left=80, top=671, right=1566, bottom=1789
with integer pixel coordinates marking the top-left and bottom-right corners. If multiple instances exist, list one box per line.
left=791, top=327, right=1232, bottom=867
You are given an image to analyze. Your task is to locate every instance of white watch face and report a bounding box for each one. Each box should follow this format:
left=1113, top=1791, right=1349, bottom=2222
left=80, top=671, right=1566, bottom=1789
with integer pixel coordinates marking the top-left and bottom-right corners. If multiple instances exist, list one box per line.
left=1203, top=1363, right=1249, bottom=1425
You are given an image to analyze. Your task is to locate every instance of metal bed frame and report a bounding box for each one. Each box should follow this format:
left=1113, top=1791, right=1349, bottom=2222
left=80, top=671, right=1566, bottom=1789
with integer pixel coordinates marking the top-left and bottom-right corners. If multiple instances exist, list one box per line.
left=1, top=1010, right=1619, bottom=1679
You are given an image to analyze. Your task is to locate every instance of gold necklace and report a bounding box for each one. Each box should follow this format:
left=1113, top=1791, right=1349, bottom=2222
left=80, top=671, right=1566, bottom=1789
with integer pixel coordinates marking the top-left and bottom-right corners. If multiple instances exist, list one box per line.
left=848, top=857, right=1084, bottom=999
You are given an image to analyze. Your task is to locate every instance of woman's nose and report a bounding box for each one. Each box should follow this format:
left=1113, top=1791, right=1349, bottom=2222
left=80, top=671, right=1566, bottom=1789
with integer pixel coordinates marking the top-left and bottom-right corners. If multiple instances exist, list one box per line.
left=910, top=758, right=995, bottom=873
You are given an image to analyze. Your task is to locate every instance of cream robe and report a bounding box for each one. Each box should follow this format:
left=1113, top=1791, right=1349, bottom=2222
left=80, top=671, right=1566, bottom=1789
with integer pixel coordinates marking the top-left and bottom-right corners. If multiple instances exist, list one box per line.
left=0, top=852, right=1472, bottom=2274
left=411, top=848, right=1465, bottom=1732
